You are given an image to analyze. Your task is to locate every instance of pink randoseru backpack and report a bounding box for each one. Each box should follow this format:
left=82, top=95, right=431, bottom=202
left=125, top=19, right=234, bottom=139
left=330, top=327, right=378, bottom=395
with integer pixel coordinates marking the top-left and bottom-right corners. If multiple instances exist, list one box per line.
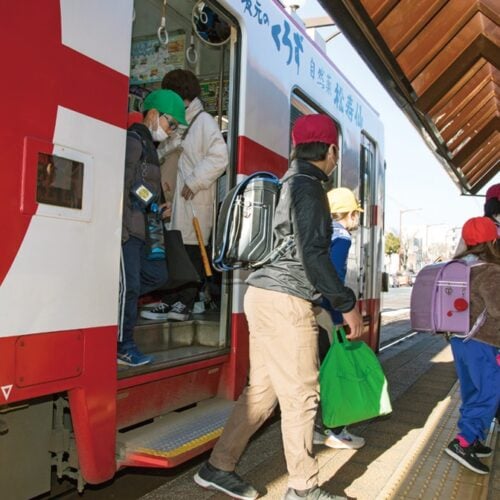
left=410, top=260, right=475, bottom=334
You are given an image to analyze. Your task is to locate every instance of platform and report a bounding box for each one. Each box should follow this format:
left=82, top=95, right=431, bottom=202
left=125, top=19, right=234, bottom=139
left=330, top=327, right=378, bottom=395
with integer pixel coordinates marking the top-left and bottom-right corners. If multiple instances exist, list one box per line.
left=141, top=335, right=499, bottom=499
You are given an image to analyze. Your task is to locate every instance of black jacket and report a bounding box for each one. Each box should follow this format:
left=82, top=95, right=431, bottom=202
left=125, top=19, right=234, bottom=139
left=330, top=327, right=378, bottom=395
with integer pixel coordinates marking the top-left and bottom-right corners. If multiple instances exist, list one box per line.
left=122, top=123, right=161, bottom=242
left=247, top=159, right=356, bottom=313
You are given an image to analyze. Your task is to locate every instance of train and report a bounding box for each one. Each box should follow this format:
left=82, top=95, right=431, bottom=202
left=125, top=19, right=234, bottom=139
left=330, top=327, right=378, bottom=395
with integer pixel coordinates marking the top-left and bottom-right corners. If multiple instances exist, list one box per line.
left=0, top=1, right=385, bottom=497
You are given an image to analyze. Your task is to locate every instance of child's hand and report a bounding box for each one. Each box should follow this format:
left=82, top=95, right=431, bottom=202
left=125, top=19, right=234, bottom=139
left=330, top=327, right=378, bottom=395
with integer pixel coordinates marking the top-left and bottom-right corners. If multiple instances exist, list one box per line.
left=342, top=308, right=364, bottom=339
left=159, top=201, right=172, bottom=219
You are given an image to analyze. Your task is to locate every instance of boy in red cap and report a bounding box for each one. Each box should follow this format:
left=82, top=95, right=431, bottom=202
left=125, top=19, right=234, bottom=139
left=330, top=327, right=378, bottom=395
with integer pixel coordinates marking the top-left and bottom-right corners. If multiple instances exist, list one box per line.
left=445, top=216, right=500, bottom=474
left=194, top=114, right=362, bottom=500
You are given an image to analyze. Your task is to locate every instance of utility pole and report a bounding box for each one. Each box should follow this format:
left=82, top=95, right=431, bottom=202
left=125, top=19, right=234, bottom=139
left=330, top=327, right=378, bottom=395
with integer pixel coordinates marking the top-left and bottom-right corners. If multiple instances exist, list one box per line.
left=425, top=223, right=447, bottom=263
left=399, top=208, right=421, bottom=271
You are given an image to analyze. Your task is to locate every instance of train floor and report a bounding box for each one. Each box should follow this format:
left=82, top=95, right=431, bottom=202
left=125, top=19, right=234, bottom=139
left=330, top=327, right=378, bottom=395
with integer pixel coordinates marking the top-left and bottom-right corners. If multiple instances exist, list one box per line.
left=140, top=334, right=499, bottom=500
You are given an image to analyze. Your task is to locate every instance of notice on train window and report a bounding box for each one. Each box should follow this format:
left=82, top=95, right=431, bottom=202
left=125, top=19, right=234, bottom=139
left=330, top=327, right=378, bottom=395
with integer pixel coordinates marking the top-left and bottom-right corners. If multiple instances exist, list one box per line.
left=130, top=32, right=185, bottom=85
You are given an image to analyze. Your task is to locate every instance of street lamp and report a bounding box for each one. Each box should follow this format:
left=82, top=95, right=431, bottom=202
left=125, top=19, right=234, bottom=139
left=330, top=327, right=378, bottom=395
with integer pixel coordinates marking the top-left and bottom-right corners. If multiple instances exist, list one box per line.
left=399, top=208, right=421, bottom=271
left=425, top=223, right=447, bottom=263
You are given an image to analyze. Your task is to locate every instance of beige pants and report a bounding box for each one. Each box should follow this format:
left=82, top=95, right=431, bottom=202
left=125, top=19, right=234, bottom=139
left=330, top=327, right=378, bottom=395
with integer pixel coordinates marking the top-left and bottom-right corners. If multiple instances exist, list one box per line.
left=210, top=286, right=320, bottom=490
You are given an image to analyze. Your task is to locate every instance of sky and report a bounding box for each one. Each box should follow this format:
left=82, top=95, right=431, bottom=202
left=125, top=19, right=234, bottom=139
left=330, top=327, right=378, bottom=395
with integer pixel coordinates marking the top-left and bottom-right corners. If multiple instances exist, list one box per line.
left=293, top=1, right=499, bottom=236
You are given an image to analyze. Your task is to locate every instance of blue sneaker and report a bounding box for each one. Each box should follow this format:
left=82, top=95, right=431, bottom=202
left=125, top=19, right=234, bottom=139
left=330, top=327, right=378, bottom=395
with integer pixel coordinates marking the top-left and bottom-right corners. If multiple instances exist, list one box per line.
left=117, top=347, right=153, bottom=367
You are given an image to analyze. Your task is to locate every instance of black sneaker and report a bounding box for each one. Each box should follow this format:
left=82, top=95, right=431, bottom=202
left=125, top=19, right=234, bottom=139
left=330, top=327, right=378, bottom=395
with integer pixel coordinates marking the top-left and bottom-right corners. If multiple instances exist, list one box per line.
left=472, top=440, right=492, bottom=458
left=166, top=301, right=190, bottom=321
left=194, top=462, right=258, bottom=499
left=140, top=302, right=170, bottom=320
left=283, top=487, right=346, bottom=499
left=445, top=439, right=489, bottom=474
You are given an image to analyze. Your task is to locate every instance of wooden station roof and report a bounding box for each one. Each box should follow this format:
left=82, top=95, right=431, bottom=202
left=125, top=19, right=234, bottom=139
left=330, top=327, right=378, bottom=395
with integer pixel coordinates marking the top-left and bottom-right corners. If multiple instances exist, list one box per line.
left=318, top=0, right=499, bottom=194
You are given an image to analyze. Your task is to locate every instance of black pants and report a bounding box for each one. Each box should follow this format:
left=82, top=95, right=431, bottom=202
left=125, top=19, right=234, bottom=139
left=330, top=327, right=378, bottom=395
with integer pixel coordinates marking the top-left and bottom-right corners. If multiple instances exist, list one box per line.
left=162, top=244, right=204, bottom=309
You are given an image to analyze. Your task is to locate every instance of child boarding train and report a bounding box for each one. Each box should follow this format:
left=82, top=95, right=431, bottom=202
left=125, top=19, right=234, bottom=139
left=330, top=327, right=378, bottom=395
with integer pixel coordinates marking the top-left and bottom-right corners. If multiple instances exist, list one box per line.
left=0, top=0, right=384, bottom=496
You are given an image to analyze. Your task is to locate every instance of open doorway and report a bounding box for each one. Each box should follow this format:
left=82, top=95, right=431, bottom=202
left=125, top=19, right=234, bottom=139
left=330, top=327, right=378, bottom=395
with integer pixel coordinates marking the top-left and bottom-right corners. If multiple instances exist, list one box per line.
left=121, top=0, right=238, bottom=374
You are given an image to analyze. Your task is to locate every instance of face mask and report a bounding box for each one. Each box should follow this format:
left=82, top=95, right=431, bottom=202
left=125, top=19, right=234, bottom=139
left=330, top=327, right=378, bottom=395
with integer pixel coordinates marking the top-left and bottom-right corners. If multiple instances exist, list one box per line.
left=493, top=214, right=500, bottom=225
left=149, top=116, right=168, bottom=142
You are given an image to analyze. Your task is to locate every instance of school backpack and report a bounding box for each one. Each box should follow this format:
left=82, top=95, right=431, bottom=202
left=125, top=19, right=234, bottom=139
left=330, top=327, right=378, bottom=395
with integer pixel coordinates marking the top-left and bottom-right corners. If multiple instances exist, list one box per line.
left=213, top=172, right=282, bottom=271
left=410, top=259, right=482, bottom=335
left=214, top=171, right=317, bottom=271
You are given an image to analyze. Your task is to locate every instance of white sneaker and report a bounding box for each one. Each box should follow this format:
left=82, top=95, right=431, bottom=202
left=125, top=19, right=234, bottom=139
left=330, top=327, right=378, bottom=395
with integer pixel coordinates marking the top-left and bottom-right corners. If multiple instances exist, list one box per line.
left=140, top=302, right=170, bottom=320
left=314, top=428, right=365, bottom=449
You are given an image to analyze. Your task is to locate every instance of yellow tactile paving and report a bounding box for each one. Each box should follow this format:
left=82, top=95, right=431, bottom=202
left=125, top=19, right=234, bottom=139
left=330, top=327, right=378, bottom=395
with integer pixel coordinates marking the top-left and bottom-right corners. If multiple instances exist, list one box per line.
left=376, top=382, right=497, bottom=500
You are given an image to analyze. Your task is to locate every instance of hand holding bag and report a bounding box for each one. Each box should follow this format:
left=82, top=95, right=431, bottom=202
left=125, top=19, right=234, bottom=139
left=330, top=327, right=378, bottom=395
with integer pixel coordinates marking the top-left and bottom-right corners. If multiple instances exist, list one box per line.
left=320, top=326, right=392, bottom=428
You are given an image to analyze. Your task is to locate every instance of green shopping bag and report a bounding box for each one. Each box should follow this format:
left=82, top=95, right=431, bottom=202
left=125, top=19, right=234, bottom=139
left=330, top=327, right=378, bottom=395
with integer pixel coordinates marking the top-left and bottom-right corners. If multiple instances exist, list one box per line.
left=319, top=327, right=392, bottom=428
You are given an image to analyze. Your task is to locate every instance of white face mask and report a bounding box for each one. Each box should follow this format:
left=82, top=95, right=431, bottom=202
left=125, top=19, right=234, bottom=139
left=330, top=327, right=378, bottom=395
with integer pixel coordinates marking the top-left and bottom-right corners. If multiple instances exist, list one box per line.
left=493, top=214, right=500, bottom=225
left=149, top=116, right=168, bottom=142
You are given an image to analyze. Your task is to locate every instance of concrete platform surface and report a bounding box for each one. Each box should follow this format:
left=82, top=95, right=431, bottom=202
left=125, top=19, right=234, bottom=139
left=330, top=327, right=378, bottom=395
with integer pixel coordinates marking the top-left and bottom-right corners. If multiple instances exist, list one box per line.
left=141, top=334, right=497, bottom=500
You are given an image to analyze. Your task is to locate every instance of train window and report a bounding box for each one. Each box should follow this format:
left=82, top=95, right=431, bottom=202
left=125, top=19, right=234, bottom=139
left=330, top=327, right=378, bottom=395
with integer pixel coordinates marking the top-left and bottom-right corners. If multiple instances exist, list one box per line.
left=290, top=91, right=340, bottom=189
left=22, top=137, right=93, bottom=222
left=36, top=153, right=84, bottom=210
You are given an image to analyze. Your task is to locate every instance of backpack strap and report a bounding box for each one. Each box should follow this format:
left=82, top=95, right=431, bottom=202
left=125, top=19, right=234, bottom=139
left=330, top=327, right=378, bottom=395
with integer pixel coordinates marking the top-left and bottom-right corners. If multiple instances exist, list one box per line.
left=127, top=129, right=145, bottom=155
left=249, top=173, right=318, bottom=269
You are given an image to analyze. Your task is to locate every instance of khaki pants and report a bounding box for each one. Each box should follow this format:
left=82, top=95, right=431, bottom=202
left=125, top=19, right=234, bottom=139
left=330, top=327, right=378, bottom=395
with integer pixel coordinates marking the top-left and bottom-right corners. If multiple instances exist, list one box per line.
left=210, top=286, right=320, bottom=490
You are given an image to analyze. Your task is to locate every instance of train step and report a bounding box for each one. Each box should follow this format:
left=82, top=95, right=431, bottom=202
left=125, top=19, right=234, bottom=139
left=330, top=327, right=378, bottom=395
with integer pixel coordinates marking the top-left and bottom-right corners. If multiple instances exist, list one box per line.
left=117, top=398, right=234, bottom=469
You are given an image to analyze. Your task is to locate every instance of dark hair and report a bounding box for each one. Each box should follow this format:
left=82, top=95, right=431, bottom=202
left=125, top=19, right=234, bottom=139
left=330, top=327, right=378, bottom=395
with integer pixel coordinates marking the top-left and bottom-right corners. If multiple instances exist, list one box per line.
left=290, top=142, right=330, bottom=162
left=484, top=197, right=500, bottom=218
left=455, top=240, right=500, bottom=265
left=161, top=69, right=201, bottom=101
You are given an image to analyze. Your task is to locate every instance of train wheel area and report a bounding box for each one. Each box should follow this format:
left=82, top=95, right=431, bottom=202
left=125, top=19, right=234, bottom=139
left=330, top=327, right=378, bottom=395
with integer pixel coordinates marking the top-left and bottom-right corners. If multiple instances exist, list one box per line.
left=137, top=334, right=499, bottom=500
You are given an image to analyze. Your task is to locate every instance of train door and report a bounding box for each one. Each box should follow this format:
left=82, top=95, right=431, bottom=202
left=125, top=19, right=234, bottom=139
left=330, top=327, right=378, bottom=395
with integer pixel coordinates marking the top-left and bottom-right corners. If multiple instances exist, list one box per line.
left=358, top=134, right=377, bottom=300
left=125, top=0, right=238, bottom=373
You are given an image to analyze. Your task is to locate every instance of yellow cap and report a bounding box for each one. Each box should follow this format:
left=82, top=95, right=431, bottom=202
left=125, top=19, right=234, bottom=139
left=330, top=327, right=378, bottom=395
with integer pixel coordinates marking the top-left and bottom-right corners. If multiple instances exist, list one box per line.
left=327, top=188, right=364, bottom=213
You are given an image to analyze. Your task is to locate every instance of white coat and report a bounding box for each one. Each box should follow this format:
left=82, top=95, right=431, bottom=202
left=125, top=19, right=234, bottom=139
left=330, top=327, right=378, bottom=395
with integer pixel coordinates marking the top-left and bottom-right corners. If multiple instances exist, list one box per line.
left=160, top=97, right=228, bottom=245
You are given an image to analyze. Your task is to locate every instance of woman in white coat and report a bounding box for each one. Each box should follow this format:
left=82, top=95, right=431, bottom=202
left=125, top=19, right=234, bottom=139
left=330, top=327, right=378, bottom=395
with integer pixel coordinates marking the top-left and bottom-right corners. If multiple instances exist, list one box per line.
left=141, top=70, right=228, bottom=322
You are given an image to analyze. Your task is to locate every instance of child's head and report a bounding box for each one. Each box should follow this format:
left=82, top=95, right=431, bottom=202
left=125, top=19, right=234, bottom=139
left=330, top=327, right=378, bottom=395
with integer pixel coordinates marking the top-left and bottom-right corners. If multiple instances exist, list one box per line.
left=327, top=188, right=363, bottom=231
left=484, top=183, right=500, bottom=224
left=460, top=216, right=500, bottom=264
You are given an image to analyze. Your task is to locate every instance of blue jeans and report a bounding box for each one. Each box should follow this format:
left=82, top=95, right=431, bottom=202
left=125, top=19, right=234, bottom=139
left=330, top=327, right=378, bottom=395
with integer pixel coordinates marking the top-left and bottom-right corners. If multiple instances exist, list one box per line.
left=120, top=236, right=168, bottom=350
left=450, top=337, right=500, bottom=443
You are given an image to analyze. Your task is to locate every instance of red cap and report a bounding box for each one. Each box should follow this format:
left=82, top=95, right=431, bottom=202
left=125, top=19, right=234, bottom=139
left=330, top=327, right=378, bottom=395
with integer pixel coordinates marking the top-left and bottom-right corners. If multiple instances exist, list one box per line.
left=127, top=111, right=143, bottom=127
left=485, top=183, right=500, bottom=201
left=292, top=114, right=338, bottom=147
left=462, top=216, right=498, bottom=246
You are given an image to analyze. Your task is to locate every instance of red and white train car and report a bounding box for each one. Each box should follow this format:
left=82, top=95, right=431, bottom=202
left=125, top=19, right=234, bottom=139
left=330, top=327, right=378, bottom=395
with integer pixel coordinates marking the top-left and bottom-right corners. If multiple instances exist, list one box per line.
left=0, top=0, right=385, bottom=496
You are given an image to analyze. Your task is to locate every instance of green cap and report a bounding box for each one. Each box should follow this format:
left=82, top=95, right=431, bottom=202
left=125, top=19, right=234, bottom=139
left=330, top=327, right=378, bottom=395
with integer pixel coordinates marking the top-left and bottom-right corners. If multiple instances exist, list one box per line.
left=143, top=89, right=187, bottom=126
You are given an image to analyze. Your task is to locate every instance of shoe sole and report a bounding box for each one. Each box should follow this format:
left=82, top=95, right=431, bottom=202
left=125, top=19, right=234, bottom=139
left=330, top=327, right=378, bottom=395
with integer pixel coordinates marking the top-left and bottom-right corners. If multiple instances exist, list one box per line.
left=194, top=473, right=258, bottom=500
left=140, top=311, right=169, bottom=320
left=444, top=448, right=489, bottom=474
left=323, top=438, right=365, bottom=450
left=117, top=358, right=152, bottom=367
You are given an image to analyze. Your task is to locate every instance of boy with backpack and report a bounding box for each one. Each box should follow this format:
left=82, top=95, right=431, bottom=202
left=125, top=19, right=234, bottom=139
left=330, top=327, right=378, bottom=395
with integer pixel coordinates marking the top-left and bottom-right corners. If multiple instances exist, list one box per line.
left=194, top=114, right=363, bottom=500
left=444, top=216, right=500, bottom=474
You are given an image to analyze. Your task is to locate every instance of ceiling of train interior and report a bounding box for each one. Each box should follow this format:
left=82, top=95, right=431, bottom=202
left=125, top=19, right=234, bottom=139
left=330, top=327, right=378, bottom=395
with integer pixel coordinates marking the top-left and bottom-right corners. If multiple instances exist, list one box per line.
left=318, top=0, right=499, bottom=194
